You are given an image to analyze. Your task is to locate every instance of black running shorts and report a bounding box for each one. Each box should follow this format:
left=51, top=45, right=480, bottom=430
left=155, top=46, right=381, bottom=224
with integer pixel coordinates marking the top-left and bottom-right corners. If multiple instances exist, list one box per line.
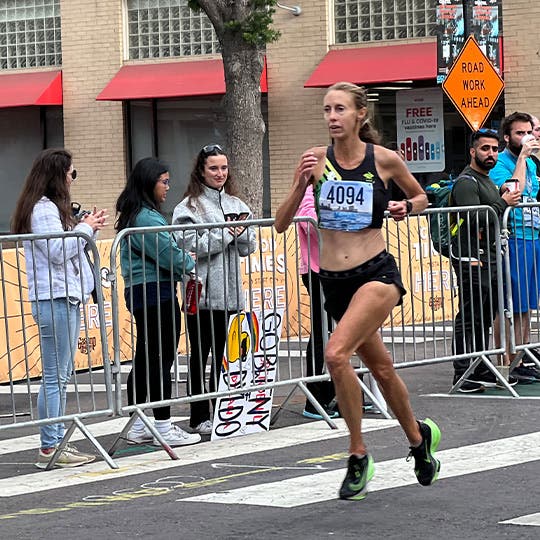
left=319, top=250, right=406, bottom=322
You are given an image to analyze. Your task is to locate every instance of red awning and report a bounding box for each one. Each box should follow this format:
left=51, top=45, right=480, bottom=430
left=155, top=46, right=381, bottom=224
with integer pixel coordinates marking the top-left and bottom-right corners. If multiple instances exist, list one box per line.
left=97, top=58, right=268, bottom=101
left=304, top=42, right=437, bottom=87
left=0, top=70, right=62, bottom=108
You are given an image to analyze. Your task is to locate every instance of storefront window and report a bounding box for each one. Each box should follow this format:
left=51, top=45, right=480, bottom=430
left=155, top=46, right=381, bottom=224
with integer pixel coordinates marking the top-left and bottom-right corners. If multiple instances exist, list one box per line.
left=0, top=0, right=61, bottom=69
left=128, top=97, right=271, bottom=218
left=333, top=0, right=437, bottom=43
left=0, top=106, right=63, bottom=232
left=125, top=0, right=220, bottom=60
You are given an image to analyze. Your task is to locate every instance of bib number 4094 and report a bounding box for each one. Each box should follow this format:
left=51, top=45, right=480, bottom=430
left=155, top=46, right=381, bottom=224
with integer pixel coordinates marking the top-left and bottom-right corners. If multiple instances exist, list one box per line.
left=325, top=184, right=364, bottom=205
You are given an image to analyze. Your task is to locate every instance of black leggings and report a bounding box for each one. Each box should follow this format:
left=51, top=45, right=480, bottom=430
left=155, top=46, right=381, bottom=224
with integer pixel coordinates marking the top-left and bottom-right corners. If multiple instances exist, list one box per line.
left=452, top=260, right=497, bottom=376
left=301, top=271, right=335, bottom=410
left=187, top=309, right=228, bottom=428
left=127, top=299, right=181, bottom=420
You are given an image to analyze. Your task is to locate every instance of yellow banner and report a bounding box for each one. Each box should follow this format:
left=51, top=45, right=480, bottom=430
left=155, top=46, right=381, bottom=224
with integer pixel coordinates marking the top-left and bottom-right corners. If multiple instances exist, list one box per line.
left=0, top=240, right=132, bottom=383
left=0, top=220, right=454, bottom=383
left=386, top=216, right=456, bottom=326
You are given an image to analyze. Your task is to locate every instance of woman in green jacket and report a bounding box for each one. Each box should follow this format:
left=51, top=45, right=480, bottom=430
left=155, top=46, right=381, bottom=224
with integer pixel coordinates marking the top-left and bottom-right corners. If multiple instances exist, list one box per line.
left=116, top=157, right=200, bottom=447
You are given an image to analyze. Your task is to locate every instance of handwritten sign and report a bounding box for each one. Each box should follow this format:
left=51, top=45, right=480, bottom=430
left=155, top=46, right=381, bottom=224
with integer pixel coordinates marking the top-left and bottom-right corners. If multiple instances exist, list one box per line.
left=211, top=308, right=284, bottom=440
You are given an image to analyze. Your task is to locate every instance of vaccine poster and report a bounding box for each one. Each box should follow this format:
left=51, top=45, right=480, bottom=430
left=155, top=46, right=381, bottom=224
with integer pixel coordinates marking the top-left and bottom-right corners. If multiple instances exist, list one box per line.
left=396, top=88, right=445, bottom=174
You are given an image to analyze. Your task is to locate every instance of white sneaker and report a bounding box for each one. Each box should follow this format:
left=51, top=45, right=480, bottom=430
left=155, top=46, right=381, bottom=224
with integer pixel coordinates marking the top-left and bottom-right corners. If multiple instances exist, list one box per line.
left=64, top=443, right=96, bottom=462
left=126, top=425, right=154, bottom=445
left=35, top=447, right=94, bottom=469
left=153, top=425, right=201, bottom=447
left=194, top=420, right=213, bottom=435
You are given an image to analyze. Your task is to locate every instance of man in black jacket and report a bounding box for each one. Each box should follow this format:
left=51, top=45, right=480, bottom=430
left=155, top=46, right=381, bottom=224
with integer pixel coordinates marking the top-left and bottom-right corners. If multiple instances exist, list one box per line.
left=451, top=129, right=521, bottom=392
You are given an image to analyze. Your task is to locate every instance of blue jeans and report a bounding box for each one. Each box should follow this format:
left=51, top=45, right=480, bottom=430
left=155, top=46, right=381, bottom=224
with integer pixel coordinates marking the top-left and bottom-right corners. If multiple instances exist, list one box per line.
left=32, top=298, right=80, bottom=449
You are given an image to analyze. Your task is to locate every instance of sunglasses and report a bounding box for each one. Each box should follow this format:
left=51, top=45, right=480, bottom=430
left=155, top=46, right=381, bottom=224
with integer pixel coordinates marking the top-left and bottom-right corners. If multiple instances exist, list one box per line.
left=68, top=169, right=77, bottom=180
left=471, top=128, right=499, bottom=146
left=202, top=144, right=224, bottom=156
left=476, top=128, right=498, bottom=136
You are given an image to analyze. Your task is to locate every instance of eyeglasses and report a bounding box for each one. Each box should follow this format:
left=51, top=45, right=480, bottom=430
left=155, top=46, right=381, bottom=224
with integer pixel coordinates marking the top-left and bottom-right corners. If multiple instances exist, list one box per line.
left=68, top=169, right=77, bottom=180
left=202, top=144, right=223, bottom=155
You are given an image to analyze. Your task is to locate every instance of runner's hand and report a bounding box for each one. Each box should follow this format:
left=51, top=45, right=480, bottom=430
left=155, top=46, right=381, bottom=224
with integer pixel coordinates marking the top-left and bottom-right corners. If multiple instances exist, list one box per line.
left=295, top=151, right=318, bottom=188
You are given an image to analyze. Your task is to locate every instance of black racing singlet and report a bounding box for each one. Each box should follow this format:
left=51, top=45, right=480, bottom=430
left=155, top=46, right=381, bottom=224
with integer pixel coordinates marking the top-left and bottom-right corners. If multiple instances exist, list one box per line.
left=314, top=144, right=389, bottom=231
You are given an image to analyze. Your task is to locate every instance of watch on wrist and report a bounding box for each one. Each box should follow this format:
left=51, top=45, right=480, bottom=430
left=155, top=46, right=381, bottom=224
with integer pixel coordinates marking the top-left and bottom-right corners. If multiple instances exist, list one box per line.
left=405, top=199, right=413, bottom=214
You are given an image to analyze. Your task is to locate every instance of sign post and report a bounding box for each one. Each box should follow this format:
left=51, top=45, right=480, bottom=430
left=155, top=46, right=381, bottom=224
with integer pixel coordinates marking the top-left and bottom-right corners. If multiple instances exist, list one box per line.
left=442, top=35, right=504, bottom=131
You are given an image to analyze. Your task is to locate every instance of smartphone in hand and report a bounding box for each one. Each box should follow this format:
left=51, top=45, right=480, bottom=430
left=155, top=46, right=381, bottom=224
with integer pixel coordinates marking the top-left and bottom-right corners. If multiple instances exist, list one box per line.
left=225, top=212, right=249, bottom=221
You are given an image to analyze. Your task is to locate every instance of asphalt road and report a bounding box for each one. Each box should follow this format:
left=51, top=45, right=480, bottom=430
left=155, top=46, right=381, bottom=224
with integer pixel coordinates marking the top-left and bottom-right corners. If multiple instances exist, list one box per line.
left=1, top=363, right=539, bottom=540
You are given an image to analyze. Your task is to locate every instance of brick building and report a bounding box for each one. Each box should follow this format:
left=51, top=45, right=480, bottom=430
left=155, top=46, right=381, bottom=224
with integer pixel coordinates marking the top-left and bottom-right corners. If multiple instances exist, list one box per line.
left=0, top=1, right=531, bottom=234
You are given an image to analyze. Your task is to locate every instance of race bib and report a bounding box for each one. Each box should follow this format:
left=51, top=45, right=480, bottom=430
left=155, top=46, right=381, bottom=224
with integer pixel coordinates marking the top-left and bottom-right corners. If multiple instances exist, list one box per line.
left=523, top=196, right=540, bottom=229
left=319, top=180, right=373, bottom=232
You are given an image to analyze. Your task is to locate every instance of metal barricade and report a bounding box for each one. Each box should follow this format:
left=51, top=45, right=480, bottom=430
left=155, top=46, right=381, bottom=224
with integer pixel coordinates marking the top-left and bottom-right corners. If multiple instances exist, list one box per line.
left=107, top=218, right=361, bottom=457
left=5, top=205, right=534, bottom=467
left=383, top=206, right=516, bottom=395
left=501, top=202, right=540, bottom=379
left=273, top=217, right=390, bottom=420
left=0, top=230, right=117, bottom=469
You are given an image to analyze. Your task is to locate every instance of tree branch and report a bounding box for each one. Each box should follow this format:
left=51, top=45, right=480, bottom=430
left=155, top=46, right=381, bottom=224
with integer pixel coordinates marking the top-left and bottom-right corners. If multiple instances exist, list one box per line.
left=188, top=0, right=227, bottom=34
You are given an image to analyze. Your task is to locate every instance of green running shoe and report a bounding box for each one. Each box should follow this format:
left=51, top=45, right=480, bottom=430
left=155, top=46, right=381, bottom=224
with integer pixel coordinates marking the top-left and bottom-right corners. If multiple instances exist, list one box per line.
left=408, top=418, right=441, bottom=486
left=339, top=454, right=375, bottom=500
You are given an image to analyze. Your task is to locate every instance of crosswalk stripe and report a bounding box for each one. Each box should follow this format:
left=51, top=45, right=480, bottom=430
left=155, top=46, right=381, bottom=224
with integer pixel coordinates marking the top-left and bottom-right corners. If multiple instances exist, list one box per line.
left=500, top=512, right=540, bottom=527
left=424, top=393, right=540, bottom=401
left=0, top=419, right=398, bottom=498
left=0, top=416, right=186, bottom=456
left=181, top=430, right=540, bottom=508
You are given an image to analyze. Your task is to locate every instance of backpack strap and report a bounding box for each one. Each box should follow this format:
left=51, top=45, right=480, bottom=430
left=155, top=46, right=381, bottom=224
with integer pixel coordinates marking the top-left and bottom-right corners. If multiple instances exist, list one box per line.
left=450, top=173, right=477, bottom=206
left=449, top=174, right=480, bottom=238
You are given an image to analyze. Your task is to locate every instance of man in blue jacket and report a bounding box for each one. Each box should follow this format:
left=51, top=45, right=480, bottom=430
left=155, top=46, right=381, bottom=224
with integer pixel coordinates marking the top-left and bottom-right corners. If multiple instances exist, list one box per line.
left=490, top=112, right=540, bottom=383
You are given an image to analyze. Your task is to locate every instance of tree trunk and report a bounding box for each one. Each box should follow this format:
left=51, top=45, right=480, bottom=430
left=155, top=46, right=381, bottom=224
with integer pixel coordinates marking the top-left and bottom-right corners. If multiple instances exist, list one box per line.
left=220, top=42, right=265, bottom=216
left=191, top=0, right=269, bottom=216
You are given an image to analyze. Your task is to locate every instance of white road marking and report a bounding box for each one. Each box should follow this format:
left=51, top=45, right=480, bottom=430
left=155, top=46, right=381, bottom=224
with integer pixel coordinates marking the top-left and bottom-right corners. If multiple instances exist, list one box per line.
left=0, top=419, right=397, bottom=498
left=500, top=512, right=540, bottom=527
left=0, top=416, right=187, bottom=455
left=182, top=430, right=540, bottom=508
left=424, top=393, right=540, bottom=400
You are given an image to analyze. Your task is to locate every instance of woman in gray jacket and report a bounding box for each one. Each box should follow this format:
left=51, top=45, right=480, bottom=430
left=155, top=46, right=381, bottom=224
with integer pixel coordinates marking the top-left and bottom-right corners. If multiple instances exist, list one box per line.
left=172, top=144, right=256, bottom=434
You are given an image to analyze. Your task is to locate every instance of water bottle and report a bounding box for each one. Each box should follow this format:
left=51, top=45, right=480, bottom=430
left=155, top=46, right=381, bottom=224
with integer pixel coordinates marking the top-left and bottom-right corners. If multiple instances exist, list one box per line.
left=184, top=273, right=203, bottom=315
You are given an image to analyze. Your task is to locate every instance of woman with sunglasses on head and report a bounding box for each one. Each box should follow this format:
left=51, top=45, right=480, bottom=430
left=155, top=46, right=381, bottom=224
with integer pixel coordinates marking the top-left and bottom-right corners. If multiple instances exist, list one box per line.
left=12, top=149, right=107, bottom=469
left=172, top=144, right=256, bottom=435
left=275, top=82, right=440, bottom=501
left=116, top=157, right=200, bottom=447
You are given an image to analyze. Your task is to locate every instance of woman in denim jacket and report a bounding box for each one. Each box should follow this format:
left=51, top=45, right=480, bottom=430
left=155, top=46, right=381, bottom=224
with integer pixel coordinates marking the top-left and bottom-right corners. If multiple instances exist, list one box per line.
left=12, top=148, right=106, bottom=469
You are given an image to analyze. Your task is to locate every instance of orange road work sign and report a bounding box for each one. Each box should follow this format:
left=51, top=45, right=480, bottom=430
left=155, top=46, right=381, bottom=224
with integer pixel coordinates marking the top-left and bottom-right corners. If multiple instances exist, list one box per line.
left=442, top=35, right=504, bottom=131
